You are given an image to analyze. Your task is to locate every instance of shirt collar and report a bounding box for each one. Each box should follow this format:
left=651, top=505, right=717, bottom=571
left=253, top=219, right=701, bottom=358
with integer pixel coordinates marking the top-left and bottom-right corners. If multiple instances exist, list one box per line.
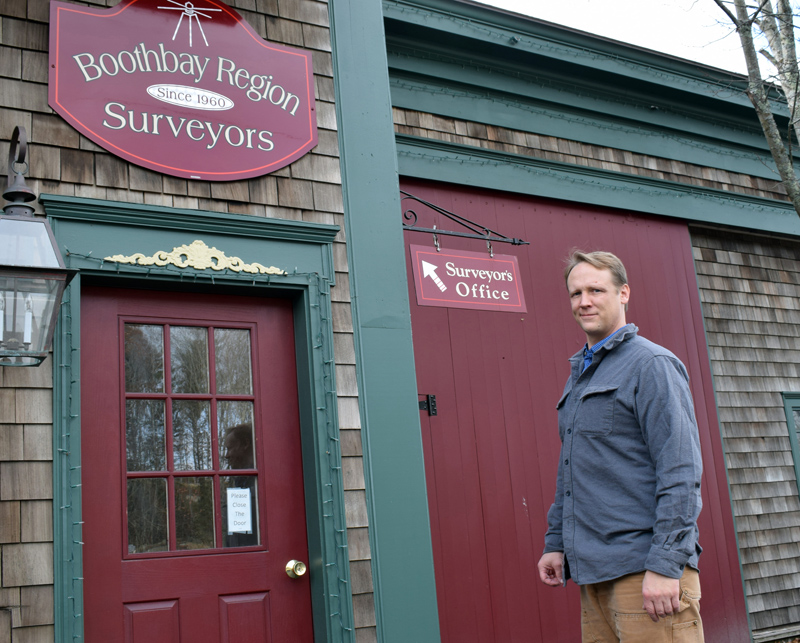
left=582, top=324, right=631, bottom=370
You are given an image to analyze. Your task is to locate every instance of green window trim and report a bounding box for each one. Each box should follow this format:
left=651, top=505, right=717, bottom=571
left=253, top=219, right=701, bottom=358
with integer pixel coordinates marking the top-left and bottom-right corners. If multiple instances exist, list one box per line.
left=44, top=194, right=355, bottom=643
left=781, top=392, right=800, bottom=494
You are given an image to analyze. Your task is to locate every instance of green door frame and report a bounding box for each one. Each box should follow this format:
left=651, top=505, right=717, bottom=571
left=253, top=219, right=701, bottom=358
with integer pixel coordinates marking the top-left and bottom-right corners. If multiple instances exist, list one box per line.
left=42, top=194, right=355, bottom=643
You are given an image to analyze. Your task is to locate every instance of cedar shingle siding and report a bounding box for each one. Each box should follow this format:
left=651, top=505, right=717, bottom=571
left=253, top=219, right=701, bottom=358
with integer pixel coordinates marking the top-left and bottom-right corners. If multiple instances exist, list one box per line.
left=0, top=364, right=55, bottom=643
left=692, top=229, right=800, bottom=637
left=0, top=1, right=375, bottom=641
left=393, top=107, right=790, bottom=201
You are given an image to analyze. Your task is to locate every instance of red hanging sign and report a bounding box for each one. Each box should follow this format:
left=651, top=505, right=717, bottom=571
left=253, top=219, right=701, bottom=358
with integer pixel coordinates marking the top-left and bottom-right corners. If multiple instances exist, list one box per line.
left=49, top=0, right=317, bottom=181
left=410, top=245, right=527, bottom=312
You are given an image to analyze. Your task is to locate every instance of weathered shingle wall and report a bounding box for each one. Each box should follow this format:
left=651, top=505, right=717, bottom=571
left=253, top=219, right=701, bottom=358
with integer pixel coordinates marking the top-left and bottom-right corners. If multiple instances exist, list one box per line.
left=692, top=228, right=800, bottom=637
left=0, top=1, right=374, bottom=641
left=393, top=107, right=789, bottom=201
left=0, top=362, right=55, bottom=643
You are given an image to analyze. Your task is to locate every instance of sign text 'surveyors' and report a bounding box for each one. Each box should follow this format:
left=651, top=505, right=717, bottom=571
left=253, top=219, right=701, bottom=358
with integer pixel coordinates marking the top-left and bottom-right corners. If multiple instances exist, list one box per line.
left=410, top=245, right=527, bottom=312
left=49, top=0, right=317, bottom=181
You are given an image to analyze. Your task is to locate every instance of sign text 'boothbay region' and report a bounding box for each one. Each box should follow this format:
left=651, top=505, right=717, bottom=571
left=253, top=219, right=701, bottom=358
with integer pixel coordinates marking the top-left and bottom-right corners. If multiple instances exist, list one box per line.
left=49, top=0, right=317, bottom=181
left=410, top=245, right=527, bottom=312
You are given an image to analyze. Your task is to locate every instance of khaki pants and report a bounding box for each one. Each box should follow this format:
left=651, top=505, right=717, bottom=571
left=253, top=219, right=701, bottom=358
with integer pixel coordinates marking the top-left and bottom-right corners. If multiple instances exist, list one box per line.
left=579, top=568, right=704, bottom=642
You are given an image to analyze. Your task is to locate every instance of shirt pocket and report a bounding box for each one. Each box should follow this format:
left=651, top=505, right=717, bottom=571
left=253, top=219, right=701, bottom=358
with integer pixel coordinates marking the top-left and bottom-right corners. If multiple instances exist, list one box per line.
left=577, top=385, right=618, bottom=436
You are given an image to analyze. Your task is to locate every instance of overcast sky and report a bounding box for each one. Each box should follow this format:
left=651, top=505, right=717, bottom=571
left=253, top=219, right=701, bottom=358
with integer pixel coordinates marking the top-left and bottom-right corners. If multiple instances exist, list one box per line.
left=472, top=0, right=749, bottom=74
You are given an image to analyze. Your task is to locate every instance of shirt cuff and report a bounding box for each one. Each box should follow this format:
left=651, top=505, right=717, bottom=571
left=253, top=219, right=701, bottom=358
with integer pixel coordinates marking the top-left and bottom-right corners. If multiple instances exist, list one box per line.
left=644, top=549, right=687, bottom=579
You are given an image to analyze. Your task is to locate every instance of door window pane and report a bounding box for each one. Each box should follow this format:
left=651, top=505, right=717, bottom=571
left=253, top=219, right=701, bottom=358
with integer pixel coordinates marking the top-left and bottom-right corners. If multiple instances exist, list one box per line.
left=219, top=403, right=255, bottom=469
left=221, top=475, right=259, bottom=548
left=128, top=478, right=168, bottom=554
left=175, top=477, right=215, bottom=550
left=126, top=400, right=166, bottom=471
left=215, top=329, right=253, bottom=395
left=123, top=319, right=261, bottom=556
left=125, top=325, right=164, bottom=393
left=171, top=326, right=209, bottom=394
left=172, top=400, right=212, bottom=471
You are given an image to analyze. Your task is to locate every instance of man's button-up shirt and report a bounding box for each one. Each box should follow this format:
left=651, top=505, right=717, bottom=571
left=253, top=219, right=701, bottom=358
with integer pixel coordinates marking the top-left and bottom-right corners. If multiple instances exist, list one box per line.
left=544, top=324, right=703, bottom=584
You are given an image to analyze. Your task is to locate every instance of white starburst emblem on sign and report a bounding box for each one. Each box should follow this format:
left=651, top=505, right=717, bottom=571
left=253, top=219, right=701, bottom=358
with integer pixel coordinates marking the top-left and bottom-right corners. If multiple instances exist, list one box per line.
left=158, top=1, right=222, bottom=47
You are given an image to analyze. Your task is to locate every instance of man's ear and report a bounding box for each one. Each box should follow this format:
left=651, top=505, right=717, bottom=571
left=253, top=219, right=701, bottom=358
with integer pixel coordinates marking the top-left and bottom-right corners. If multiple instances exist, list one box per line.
left=619, top=283, right=630, bottom=305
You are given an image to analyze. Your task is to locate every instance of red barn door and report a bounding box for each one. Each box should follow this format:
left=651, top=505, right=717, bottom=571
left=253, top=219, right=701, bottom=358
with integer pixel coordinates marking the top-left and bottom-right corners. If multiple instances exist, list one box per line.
left=403, top=178, right=749, bottom=643
left=81, top=287, right=313, bottom=643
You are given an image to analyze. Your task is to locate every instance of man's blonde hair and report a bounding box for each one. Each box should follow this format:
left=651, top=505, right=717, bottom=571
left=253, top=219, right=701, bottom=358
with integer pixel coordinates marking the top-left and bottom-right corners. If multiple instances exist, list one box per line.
left=564, top=250, right=628, bottom=290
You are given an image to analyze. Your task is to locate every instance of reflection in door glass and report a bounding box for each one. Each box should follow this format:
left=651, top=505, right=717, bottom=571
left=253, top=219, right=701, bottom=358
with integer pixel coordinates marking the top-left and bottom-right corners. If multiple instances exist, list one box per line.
left=175, top=477, right=215, bottom=550
left=220, top=475, right=259, bottom=547
left=171, top=326, right=209, bottom=394
left=126, top=400, right=166, bottom=471
left=128, top=478, right=168, bottom=553
left=124, top=325, right=164, bottom=393
left=172, top=400, right=212, bottom=470
left=219, top=402, right=255, bottom=469
left=215, top=329, right=253, bottom=395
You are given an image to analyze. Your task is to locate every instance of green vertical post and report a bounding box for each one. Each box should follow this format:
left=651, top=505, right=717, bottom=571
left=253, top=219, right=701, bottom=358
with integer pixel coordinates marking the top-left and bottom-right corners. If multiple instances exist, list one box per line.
left=329, top=0, right=441, bottom=640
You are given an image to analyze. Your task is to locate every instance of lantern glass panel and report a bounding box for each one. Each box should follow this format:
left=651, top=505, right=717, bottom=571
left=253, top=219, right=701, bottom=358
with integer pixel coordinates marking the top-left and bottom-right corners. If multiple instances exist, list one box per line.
left=0, top=271, right=67, bottom=365
left=0, top=218, right=61, bottom=268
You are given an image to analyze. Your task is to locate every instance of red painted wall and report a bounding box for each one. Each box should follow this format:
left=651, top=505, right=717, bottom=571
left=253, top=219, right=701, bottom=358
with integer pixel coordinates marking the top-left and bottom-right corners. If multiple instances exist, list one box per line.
left=403, top=178, right=749, bottom=642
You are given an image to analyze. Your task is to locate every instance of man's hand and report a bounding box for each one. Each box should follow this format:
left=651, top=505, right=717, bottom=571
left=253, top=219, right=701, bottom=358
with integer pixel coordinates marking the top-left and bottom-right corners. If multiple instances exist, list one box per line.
left=642, top=570, right=680, bottom=622
left=537, top=552, right=565, bottom=587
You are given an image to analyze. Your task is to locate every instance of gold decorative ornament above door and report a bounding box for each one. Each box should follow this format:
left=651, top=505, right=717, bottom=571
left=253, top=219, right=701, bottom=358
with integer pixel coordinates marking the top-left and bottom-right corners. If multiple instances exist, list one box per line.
left=104, top=240, right=285, bottom=274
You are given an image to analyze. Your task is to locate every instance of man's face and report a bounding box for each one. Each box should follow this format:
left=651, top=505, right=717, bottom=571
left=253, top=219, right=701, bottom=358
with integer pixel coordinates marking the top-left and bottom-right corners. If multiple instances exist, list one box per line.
left=566, top=262, right=629, bottom=347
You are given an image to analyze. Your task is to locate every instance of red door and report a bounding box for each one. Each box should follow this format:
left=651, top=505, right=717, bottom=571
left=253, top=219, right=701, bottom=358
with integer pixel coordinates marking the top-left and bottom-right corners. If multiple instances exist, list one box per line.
left=81, top=287, right=313, bottom=643
left=404, top=178, right=749, bottom=642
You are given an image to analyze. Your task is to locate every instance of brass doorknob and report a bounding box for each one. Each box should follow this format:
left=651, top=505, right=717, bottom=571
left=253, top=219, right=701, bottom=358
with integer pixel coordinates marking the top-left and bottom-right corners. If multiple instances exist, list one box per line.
left=286, top=560, right=307, bottom=578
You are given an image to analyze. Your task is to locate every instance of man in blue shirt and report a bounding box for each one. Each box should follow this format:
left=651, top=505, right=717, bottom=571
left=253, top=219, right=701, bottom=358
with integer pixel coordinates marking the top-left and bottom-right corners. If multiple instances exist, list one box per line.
left=537, top=250, right=704, bottom=642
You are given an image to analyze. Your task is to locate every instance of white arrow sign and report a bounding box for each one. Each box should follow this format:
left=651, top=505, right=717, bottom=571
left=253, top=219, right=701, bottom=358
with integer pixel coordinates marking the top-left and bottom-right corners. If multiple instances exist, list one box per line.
left=422, top=260, right=447, bottom=292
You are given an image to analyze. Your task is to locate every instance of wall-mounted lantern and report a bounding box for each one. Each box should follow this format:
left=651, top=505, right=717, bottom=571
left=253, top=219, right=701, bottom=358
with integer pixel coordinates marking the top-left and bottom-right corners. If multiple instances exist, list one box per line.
left=0, top=126, right=75, bottom=366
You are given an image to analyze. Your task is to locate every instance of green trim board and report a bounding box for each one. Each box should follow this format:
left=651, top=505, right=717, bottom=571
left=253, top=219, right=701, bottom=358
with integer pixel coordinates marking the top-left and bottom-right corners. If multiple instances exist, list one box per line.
left=43, top=194, right=354, bottom=643
left=39, top=194, right=337, bottom=244
left=384, top=0, right=800, bottom=182
left=329, top=0, right=441, bottom=640
left=385, top=43, right=773, bottom=153
left=52, top=278, right=83, bottom=643
left=396, top=135, right=800, bottom=238
left=781, top=392, right=800, bottom=498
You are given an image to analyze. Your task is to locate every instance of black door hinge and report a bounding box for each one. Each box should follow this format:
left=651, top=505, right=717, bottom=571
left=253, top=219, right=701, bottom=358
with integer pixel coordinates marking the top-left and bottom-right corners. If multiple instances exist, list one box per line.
left=418, top=394, right=437, bottom=416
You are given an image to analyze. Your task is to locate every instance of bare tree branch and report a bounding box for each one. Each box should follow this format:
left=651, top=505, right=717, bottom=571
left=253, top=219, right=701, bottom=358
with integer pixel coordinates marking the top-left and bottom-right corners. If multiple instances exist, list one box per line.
left=756, top=0, right=780, bottom=53
left=716, top=0, right=800, bottom=216
left=713, top=0, right=741, bottom=27
left=774, top=0, right=800, bottom=142
left=752, top=0, right=775, bottom=21
left=759, top=47, right=779, bottom=67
